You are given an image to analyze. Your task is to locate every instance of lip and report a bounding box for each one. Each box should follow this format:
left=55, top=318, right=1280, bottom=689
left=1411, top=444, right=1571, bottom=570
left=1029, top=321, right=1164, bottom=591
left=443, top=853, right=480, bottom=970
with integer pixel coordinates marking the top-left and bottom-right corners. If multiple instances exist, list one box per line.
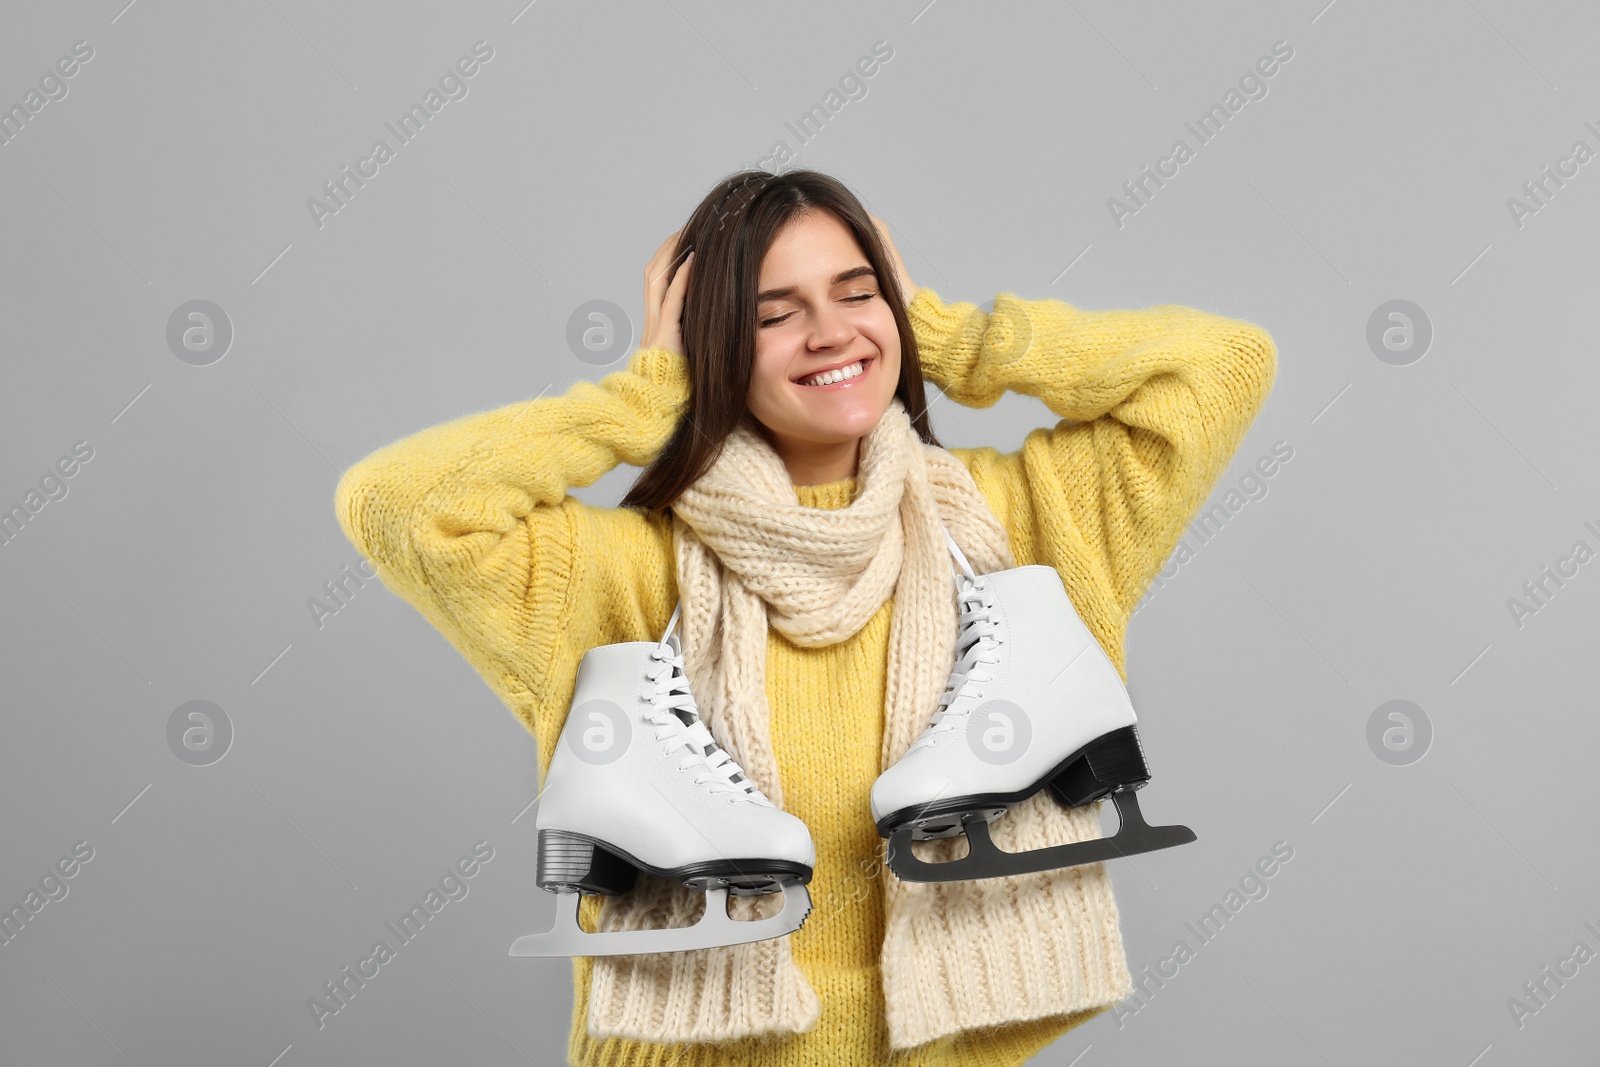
left=793, top=356, right=874, bottom=391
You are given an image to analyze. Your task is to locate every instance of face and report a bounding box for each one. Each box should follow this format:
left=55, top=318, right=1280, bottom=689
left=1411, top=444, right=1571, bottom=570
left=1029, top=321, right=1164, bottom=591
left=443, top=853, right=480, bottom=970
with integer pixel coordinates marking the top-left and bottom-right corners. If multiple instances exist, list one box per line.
left=745, top=210, right=901, bottom=476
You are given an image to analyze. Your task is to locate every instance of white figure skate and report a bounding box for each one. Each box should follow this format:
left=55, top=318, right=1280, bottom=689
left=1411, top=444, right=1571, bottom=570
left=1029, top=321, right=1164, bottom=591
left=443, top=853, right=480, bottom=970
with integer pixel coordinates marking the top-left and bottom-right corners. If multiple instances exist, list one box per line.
left=870, top=528, right=1195, bottom=882
left=509, top=603, right=814, bottom=956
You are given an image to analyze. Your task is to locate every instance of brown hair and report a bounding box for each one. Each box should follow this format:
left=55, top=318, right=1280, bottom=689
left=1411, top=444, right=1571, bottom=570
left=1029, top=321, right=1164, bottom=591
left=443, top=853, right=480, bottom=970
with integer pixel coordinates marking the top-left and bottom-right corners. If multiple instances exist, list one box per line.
left=618, top=168, right=942, bottom=517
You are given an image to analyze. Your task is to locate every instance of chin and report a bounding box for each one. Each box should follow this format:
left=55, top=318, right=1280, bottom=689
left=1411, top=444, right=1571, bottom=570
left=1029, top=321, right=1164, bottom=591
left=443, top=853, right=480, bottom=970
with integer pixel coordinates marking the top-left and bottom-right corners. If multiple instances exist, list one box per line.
left=820, top=404, right=889, bottom=437
left=752, top=389, right=896, bottom=444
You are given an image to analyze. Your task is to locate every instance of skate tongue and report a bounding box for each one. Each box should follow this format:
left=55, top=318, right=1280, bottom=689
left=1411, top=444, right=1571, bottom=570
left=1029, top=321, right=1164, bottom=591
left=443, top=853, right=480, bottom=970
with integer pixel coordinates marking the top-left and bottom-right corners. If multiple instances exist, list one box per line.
left=650, top=632, right=764, bottom=801
left=684, top=716, right=749, bottom=786
left=655, top=635, right=696, bottom=725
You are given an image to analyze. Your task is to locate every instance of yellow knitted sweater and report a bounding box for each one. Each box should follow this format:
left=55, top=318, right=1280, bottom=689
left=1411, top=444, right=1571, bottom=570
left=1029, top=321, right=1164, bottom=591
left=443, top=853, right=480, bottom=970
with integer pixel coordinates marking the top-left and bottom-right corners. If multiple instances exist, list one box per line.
left=333, top=287, right=1277, bottom=1066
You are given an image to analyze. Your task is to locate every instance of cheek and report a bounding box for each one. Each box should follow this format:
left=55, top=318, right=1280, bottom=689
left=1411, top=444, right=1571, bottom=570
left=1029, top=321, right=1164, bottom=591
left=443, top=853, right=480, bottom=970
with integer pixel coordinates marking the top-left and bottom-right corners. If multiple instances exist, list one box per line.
left=870, top=327, right=901, bottom=388
left=867, top=312, right=900, bottom=361
left=759, top=356, right=788, bottom=396
left=748, top=349, right=788, bottom=407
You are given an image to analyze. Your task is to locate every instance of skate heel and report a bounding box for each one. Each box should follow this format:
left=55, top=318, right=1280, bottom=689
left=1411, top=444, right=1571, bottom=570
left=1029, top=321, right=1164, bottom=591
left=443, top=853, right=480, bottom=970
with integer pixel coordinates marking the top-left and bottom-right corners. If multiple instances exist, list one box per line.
left=536, top=829, right=638, bottom=895
left=1049, top=726, right=1152, bottom=808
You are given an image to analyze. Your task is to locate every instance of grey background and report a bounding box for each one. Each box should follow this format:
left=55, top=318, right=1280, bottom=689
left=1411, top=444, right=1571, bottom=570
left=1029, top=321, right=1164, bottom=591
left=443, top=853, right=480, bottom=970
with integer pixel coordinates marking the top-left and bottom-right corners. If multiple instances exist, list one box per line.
left=1, top=1, right=1594, bottom=1064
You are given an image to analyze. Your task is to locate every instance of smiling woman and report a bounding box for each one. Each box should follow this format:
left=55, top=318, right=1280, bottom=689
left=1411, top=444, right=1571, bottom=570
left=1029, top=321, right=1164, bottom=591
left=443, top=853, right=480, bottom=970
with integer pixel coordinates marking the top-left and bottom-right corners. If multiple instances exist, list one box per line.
left=618, top=171, right=940, bottom=510
left=333, top=166, right=1278, bottom=1066
left=743, top=211, right=904, bottom=484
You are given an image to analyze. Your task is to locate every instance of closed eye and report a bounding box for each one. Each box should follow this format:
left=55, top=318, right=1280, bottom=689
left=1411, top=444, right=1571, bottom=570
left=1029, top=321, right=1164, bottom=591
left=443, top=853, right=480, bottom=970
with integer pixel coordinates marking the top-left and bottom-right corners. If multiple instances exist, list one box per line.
left=760, top=291, right=877, bottom=328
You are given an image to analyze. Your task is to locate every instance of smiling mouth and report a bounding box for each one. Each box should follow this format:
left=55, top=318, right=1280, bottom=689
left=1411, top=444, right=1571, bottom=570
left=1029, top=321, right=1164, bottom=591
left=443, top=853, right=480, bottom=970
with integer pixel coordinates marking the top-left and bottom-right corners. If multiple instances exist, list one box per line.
left=795, top=357, right=872, bottom=388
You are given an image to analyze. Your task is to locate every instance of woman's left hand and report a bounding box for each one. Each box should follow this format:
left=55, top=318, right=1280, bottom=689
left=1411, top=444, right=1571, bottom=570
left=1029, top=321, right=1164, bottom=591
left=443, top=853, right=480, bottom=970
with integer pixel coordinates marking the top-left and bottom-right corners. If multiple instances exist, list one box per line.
left=869, top=214, right=919, bottom=308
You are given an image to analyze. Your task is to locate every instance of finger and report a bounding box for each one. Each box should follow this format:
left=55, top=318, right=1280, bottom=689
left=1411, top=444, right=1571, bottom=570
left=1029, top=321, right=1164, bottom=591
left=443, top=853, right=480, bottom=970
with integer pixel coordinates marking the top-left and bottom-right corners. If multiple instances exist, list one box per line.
left=644, top=244, right=674, bottom=338
left=664, top=250, right=694, bottom=312
left=646, top=230, right=679, bottom=277
left=646, top=244, right=679, bottom=306
left=648, top=237, right=690, bottom=295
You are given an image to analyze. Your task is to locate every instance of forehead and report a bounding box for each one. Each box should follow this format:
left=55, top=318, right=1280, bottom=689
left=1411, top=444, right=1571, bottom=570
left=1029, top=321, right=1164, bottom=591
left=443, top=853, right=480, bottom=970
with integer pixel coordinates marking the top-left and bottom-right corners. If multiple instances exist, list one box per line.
left=757, top=212, right=871, bottom=295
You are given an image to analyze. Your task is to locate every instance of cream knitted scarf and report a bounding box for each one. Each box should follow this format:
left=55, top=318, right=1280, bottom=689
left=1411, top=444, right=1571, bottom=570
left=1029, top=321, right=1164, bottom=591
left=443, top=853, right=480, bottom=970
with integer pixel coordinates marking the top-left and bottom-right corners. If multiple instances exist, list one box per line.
left=581, top=395, right=1025, bottom=1041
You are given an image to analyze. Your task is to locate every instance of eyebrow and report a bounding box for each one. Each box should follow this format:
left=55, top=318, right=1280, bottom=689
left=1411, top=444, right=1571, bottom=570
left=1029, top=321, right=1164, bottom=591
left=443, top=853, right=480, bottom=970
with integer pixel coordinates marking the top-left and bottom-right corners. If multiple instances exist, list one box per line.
left=757, top=265, right=878, bottom=303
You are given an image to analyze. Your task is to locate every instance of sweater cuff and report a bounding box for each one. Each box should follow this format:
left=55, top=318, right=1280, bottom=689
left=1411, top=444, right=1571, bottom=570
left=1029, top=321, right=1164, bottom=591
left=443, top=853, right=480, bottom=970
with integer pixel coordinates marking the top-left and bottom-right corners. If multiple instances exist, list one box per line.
left=624, top=345, right=691, bottom=401
left=905, top=287, right=978, bottom=393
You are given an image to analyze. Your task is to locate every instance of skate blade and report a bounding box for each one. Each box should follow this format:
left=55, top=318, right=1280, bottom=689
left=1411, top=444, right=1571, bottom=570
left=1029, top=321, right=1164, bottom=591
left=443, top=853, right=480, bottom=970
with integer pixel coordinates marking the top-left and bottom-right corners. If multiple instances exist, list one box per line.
left=886, top=789, right=1196, bottom=883
left=508, top=880, right=811, bottom=957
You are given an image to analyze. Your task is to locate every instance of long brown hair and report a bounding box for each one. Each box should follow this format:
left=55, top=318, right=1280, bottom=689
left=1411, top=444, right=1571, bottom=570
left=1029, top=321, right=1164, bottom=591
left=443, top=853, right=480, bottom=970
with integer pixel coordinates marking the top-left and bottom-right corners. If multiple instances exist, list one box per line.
left=618, top=169, right=943, bottom=517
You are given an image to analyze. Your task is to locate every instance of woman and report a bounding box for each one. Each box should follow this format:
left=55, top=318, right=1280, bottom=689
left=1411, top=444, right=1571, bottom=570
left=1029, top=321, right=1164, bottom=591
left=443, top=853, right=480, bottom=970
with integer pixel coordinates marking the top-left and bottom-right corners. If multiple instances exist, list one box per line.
left=334, top=169, right=1277, bottom=1065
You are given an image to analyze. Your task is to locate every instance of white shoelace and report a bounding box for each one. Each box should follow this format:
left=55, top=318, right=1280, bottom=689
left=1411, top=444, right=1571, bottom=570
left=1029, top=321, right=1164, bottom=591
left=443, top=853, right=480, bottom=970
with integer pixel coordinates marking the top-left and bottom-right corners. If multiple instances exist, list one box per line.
left=644, top=642, right=770, bottom=804
left=908, top=576, right=1005, bottom=755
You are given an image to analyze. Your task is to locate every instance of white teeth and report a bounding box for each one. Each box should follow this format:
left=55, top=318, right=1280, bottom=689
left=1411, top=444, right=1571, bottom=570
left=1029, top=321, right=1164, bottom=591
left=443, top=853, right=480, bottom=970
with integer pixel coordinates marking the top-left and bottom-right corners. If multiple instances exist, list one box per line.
left=799, top=359, right=866, bottom=387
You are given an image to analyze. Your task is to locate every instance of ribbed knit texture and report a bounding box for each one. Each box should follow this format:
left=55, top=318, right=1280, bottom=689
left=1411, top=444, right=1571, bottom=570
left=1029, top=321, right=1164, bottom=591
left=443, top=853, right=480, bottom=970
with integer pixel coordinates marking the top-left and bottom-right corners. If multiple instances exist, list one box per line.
left=333, top=287, right=1277, bottom=1065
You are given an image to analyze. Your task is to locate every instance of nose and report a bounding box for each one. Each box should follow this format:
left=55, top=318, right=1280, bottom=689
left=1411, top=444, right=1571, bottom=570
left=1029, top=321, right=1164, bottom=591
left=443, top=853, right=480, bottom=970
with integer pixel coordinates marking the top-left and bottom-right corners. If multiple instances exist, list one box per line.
left=805, top=302, right=857, bottom=349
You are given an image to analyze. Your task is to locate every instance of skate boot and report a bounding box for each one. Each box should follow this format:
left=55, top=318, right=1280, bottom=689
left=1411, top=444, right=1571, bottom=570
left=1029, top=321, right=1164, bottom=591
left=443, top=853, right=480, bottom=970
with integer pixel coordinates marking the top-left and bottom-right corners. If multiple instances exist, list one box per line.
left=870, top=526, right=1195, bottom=882
left=509, top=602, right=814, bottom=956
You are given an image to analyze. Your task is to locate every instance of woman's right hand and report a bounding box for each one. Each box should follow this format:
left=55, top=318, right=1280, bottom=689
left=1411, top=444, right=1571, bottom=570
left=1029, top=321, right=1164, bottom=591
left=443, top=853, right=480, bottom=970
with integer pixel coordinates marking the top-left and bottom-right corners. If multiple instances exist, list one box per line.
left=641, top=228, right=693, bottom=355
left=869, top=214, right=918, bottom=307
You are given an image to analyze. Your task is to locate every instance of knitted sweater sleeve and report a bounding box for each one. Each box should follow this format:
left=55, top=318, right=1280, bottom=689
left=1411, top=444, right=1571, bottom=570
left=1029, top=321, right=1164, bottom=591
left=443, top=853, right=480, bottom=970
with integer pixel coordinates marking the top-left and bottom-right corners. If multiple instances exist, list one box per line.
left=331, top=346, right=689, bottom=741
left=907, top=286, right=1277, bottom=620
